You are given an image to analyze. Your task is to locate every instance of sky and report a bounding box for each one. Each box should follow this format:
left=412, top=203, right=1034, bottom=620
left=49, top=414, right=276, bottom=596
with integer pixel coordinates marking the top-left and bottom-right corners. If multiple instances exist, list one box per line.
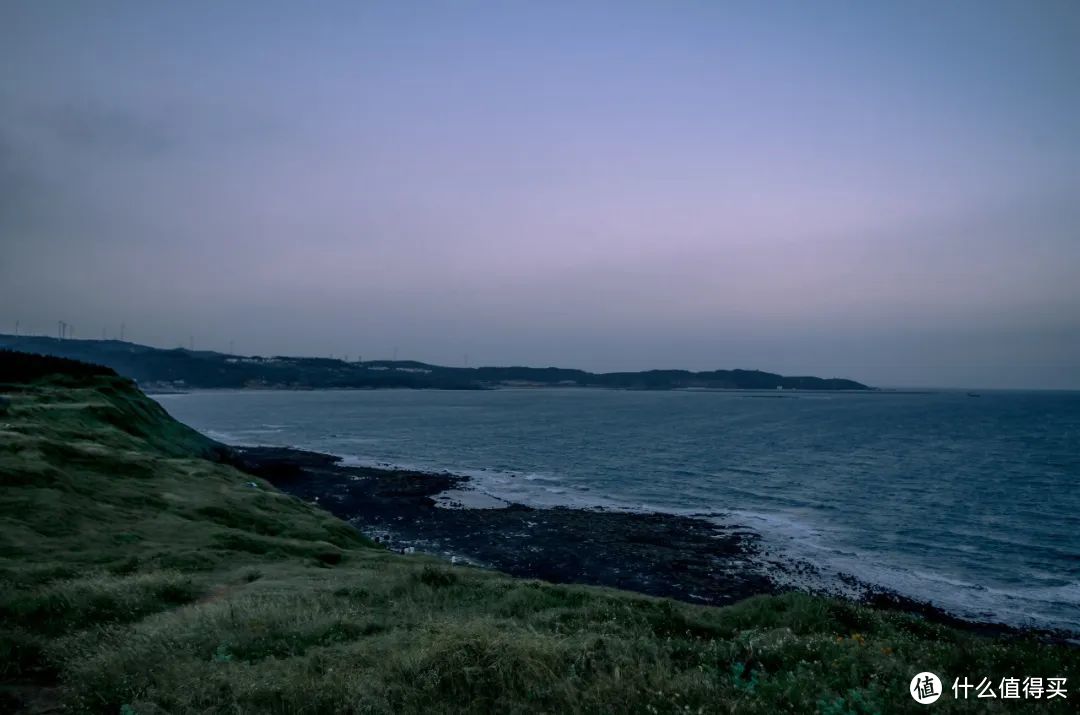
left=1, top=1, right=1078, bottom=388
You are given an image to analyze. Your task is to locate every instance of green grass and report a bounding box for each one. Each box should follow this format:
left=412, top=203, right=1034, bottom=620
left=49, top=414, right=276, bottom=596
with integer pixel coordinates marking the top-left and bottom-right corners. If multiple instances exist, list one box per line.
left=0, top=371, right=1075, bottom=713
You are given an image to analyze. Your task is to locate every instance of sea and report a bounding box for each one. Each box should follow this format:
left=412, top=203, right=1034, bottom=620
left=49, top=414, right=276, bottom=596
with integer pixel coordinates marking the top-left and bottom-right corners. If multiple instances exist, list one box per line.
left=154, top=387, right=1080, bottom=634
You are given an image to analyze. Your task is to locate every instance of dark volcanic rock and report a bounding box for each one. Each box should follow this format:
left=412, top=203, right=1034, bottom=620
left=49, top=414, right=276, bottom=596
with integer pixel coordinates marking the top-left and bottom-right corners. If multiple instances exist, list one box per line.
left=225, top=447, right=1080, bottom=643
left=229, top=446, right=776, bottom=606
left=226, top=447, right=1079, bottom=643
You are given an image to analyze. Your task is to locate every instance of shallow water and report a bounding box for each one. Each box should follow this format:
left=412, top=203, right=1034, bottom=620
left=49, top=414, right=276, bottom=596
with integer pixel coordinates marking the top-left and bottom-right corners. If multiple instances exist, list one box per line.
left=155, top=387, right=1080, bottom=633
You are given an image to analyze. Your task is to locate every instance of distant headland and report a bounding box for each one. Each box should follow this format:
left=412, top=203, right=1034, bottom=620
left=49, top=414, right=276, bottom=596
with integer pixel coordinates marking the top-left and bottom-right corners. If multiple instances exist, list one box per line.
left=0, top=334, right=871, bottom=391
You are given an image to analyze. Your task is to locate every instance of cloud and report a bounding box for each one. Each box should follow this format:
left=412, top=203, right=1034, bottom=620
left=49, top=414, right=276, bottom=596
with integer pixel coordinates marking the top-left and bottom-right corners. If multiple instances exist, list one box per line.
left=31, top=100, right=181, bottom=159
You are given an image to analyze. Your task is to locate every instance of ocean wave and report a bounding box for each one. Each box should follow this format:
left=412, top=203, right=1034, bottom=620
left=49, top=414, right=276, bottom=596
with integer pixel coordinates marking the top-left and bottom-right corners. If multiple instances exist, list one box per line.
left=204, top=429, right=242, bottom=444
left=266, top=446, right=1080, bottom=632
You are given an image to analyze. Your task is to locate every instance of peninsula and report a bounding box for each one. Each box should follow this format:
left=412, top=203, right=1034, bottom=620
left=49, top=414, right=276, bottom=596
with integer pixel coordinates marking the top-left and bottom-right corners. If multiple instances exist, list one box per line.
left=0, top=335, right=870, bottom=391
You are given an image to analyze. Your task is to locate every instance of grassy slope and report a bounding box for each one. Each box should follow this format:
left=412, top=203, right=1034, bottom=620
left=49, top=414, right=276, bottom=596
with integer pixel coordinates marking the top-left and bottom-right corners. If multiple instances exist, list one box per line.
left=0, top=373, right=1074, bottom=714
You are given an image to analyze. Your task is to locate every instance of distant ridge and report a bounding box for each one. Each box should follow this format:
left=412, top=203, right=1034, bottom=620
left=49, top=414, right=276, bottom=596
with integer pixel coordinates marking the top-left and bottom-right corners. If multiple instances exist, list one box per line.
left=0, top=334, right=871, bottom=391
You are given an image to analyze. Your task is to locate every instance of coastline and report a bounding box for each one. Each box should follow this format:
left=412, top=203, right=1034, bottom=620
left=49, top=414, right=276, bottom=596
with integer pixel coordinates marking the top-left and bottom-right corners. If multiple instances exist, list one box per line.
left=225, top=446, right=777, bottom=607
left=225, top=445, right=1077, bottom=644
left=6, top=368, right=1078, bottom=713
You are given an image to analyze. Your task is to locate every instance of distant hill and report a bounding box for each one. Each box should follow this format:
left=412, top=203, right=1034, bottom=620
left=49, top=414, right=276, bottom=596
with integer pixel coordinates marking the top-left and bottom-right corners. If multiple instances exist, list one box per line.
left=0, top=348, right=118, bottom=383
left=0, top=335, right=870, bottom=391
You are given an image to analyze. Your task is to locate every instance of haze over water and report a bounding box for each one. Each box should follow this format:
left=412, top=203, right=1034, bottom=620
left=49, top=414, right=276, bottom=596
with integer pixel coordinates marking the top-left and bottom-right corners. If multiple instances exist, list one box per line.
left=157, top=387, right=1080, bottom=634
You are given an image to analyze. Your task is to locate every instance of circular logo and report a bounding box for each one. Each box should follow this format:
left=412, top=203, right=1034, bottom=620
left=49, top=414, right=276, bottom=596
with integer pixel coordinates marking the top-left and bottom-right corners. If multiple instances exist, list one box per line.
left=910, top=672, right=943, bottom=704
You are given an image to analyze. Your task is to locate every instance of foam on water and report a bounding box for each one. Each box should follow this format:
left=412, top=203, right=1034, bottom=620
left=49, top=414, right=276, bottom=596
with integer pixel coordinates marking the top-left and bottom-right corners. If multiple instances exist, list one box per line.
left=732, top=507, right=1080, bottom=633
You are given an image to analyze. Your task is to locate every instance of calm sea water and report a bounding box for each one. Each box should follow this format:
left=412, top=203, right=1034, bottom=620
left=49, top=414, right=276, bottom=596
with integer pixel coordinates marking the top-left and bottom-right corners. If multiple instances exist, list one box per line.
left=155, top=388, right=1080, bottom=633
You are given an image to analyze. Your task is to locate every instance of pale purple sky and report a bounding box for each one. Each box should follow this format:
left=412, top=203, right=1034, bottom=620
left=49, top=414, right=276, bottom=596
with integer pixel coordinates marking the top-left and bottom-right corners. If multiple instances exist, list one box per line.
left=2, top=1, right=1078, bottom=388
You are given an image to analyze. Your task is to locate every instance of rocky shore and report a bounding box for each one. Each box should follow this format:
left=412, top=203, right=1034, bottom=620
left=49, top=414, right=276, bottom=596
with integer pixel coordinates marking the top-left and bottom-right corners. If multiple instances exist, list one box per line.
left=226, top=446, right=1075, bottom=643
left=226, top=446, right=779, bottom=606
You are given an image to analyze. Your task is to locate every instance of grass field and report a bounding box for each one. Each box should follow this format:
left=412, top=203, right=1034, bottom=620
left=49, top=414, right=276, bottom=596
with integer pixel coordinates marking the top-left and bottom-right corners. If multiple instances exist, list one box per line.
left=0, top=359, right=1075, bottom=713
